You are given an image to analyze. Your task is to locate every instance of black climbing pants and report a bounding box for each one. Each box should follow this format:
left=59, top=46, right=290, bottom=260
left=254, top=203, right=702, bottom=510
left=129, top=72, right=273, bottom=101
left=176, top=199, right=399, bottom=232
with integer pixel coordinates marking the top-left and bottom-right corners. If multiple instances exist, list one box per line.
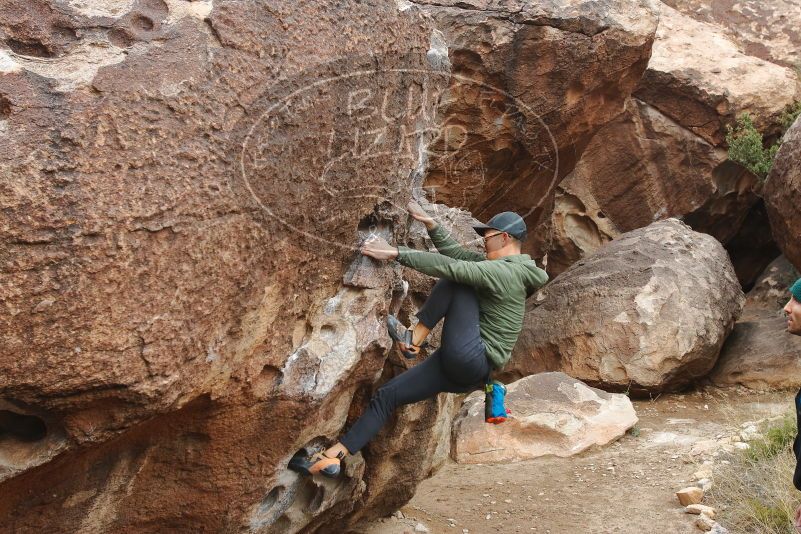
left=340, top=278, right=490, bottom=454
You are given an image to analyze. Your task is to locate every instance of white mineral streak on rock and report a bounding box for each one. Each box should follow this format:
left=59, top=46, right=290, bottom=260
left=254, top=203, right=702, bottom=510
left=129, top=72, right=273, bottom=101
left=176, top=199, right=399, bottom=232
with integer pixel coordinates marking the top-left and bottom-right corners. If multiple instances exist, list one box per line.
left=634, top=276, right=664, bottom=326
left=67, top=0, right=135, bottom=18
left=613, top=311, right=630, bottom=323
left=427, top=29, right=450, bottom=70
left=164, top=0, right=214, bottom=24
left=67, top=0, right=212, bottom=23
left=281, top=287, right=383, bottom=399
left=0, top=50, right=21, bottom=73
left=9, top=42, right=126, bottom=92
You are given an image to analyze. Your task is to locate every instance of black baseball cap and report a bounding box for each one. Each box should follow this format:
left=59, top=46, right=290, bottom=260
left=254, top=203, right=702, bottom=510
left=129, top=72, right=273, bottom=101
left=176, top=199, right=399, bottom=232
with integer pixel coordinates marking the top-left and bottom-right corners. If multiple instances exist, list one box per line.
left=472, top=211, right=527, bottom=242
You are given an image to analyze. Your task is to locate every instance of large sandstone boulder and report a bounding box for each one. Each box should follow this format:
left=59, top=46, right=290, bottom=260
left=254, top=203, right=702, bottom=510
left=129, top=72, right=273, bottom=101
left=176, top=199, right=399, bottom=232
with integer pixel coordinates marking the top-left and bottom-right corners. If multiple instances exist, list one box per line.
left=411, top=0, right=660, bottom=257
left=764, top=116, right=801, bottom=271
left=0, top=1, right=467, bottom=532
left=662, top=0, right=801, bottom=69
left=546, top=98, right=760, bottom=278
left=634, top=4, right=800, bottom=145
left=451, top=372, right=637, bottom=464
left=709, top=256, right=801, bottom=391
left=548, top=1, right=799, bottom=287
left=710, top=310, right=801, bottom=391
left=546, top=4, right=799, bottom=280
left=746, top=256, right=800, bottom=311
left=508, top=219, right=744, bottom=393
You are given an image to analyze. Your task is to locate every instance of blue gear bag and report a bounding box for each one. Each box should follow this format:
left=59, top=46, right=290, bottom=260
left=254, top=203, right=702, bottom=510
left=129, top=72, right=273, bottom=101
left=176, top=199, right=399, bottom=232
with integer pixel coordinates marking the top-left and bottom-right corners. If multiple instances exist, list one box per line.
left=484, top=380, right=509, bottom=424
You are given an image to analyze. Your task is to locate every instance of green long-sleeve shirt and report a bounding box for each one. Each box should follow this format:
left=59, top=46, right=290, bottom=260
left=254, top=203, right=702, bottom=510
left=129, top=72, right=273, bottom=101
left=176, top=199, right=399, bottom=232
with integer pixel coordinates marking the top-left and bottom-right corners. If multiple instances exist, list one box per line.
left=396, top=224, right=548, bottom=369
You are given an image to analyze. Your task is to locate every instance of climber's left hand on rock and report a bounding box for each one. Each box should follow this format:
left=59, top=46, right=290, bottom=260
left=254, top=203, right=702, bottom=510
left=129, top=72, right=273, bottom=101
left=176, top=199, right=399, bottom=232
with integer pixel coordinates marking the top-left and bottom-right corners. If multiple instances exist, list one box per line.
left=361, top=235, right=399, bottom=260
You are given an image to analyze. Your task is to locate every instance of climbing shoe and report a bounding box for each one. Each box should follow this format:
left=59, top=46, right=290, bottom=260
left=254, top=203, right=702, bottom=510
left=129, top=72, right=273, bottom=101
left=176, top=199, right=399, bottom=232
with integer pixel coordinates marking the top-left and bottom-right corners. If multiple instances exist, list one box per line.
left=386, top=315, right=427, bottom=359
left=484, top=380, right=510, bottom=424
left=288, top=449, right=343, bottom=478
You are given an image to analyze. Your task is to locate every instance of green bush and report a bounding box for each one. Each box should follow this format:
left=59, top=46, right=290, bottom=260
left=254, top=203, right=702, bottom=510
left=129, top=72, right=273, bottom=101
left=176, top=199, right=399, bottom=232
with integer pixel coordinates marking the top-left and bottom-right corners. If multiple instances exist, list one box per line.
left=781, top=101, right=801, bottom=131
left=726, top=114, right=779, bottom=179
left=747, top=499, right=793, bottom=533
left=709, top=414, right=799, bottom=534
left=747, top=414, right=797, bottom=461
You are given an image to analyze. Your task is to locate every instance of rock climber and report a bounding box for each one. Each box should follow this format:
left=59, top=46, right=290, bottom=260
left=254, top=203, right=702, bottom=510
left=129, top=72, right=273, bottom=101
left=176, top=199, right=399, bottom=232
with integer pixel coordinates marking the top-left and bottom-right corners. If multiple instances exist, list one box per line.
left=290, top=200, right=548, bottom=477
left=787, top=278, right=801, bottom=533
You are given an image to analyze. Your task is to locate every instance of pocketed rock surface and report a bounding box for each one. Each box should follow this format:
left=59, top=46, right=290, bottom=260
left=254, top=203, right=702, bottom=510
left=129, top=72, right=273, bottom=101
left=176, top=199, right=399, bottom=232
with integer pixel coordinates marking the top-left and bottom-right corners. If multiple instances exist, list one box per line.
left=0, top=1, right=458, bottom=531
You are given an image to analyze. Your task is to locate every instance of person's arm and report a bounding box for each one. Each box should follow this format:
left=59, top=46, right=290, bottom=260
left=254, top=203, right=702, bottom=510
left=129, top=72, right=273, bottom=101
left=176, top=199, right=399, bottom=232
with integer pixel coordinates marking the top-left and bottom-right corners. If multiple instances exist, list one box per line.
left=397, top=246, right=495, bottom=290
left=426, top=224, right=485, bottom=262
left=360, top=233, right=496, bottom=290
left=408, top=200, right=484, bottom=262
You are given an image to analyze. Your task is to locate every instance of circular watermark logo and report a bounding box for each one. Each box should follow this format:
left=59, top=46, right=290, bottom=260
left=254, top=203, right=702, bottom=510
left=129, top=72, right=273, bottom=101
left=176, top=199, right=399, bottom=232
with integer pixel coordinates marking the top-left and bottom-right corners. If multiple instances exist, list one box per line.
left=237, top=55, right=559, bottom=253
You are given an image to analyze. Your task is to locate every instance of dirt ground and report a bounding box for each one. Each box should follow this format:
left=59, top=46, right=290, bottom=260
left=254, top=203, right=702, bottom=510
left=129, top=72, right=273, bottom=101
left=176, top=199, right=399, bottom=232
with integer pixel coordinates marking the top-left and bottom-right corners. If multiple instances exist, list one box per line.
left=355, top=388, right=793, bottom=534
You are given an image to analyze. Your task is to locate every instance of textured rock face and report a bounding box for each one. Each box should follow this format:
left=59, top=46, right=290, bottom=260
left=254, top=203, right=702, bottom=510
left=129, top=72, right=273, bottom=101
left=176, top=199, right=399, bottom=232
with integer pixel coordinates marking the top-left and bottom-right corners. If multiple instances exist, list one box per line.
left=545, top=168, right=618, bottom=276
left=508, top=220, right=745, bottom=393
left=0, top=1, right=464, bottom=531
left=0, top=0, right=436, bottom=427
left=451, top=372, right=637, bottom=464
left=0, top=0, right=790, bottom=532
left=765, top=117, right=801, bottom=271
left=546, top=2, right=799, bottom=280
left=746, top=256, right=800, bottom=311
left=720, top=200, right=781, bottom=290
left=710, top=310, right=801, bottom=391
left=410, top=0, right=660, bottom=257
left=546, top=98, right=759, bottom=277
left=399, top=202, right=483, bottom=316
left=662, top=0, right=801, bottom=69
left=710, top=256, right=801, bottom=391
left=634, top=4, right=800, bottom=145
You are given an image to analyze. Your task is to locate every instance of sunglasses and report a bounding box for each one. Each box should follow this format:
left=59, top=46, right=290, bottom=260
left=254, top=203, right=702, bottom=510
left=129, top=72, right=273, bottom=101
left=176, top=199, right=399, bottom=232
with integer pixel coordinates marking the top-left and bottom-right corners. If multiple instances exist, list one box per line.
left=482, top=231, right=507, bottom=242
